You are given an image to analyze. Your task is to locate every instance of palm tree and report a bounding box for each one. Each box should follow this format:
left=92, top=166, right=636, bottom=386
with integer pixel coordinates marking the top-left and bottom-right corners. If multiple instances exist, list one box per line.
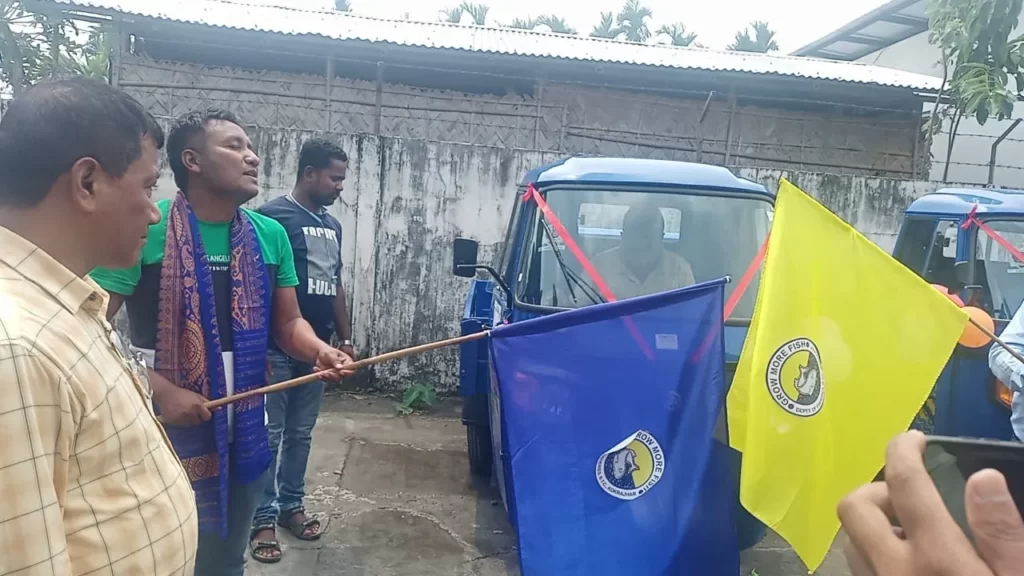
left=590, top=11, right=619, bottom=39
left=656, top=23, right=697, bottom=47
left=615, top=0, right=653, bottom=43
left=439, top=6, right=463, bottom=23
left=460, top=1, right=489, bottom=25
left=507, top=16, right=538, bottom=30
left=535, top=15, right=576, bottom=35
left=728, top=21, right=779, bottom=53
left=333, top=0, right=351, bottom=11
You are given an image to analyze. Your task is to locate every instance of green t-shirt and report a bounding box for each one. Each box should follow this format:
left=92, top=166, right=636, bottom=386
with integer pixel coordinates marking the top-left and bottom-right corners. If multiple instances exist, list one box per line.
left=90, top=199, right=299, bottom=352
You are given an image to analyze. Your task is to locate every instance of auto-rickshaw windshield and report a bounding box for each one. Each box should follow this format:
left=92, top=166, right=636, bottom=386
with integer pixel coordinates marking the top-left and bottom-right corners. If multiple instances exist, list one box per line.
left=517, top=188, right=773, bottom=320
left=976, top=219, right=1024, bottom=320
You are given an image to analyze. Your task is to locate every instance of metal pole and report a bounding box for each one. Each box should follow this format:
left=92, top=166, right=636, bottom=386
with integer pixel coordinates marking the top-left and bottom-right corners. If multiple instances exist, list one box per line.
left=110, top=24, right=124, bottom=88
left=724, top=91, right=737, bottom=165
left=559, top=105, right=568, bottom=151
left=911, top=114, right=920, bottom=180
left=534, top=79, right=545, bottom=150
left=989, top=118, right=1022, bottom=186
left=374, top=61, right=383, bottom=136
left=696, top=91, right=715, bottom=163
left=325, top=57, right=334, bottom=132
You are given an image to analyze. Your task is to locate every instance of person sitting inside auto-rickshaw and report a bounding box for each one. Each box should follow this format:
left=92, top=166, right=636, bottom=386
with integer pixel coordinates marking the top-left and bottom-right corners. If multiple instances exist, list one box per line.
left=592, top=204, right=696, bottom=300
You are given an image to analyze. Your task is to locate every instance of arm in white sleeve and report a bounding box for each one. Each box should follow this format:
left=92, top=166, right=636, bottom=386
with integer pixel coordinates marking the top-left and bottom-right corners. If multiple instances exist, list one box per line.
left=990, top=303, right=1024, bottom=393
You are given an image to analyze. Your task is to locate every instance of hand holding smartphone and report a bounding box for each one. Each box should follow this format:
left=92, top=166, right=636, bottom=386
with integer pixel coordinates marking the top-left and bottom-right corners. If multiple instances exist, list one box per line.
left=921, top=435, right=1024, bottom=544
left=840, top=432, right=1024, bottom=576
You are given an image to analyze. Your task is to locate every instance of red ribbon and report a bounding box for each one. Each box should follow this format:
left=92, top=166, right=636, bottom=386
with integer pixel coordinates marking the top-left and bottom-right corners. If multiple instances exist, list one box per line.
left=522, top=184, right=769, bottom=362
left=525, top=184, right=654, bottom=359
left=724, top=233, right=770, bottom=321
left=964, top=204, right=1024, bottom=265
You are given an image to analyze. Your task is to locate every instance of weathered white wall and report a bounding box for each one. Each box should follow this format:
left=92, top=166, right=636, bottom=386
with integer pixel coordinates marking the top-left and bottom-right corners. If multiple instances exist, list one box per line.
left=738, top=168, right=947, bottom=252
left=144, top=127, right=555, bottom=392
left=135, top=126, right=957, bottom=392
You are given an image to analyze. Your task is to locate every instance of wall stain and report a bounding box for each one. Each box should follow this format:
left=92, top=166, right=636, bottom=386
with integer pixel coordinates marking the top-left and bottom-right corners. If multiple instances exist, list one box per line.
left=126, top=121, right=974, bottom=393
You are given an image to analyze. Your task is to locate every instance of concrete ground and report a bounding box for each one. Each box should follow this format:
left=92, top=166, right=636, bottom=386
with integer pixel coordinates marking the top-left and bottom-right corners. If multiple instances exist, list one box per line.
left=246, top=393, right=853, bottom=576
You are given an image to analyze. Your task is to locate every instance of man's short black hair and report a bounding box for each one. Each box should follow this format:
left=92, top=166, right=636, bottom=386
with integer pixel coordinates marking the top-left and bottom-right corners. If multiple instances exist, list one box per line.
left=297, top=138, right=348, bottom=182
left=0, top=77, right=164, bottom=208
left=624, top=204, right=666, bottom=235
left=167, top=108, right=242, bottom=192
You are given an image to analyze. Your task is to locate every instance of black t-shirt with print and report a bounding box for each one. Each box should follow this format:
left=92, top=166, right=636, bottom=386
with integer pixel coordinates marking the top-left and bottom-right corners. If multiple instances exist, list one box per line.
left=257, top=196, right=344, bottom=346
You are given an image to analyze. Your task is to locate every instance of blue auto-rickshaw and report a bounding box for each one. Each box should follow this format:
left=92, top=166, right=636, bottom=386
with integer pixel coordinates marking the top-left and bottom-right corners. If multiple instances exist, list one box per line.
left=895, top=188, right=1024, bottom=441
left=453, top=156, right=774, bottom=549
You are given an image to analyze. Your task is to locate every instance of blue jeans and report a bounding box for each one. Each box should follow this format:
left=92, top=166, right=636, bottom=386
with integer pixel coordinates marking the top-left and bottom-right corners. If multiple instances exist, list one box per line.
left=194, top=469, right=270, bottom=576
left=252, top=350, right=326, bottom=529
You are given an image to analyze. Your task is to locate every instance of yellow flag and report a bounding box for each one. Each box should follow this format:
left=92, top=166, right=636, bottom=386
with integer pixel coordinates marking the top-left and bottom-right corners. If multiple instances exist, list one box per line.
left=726, top=180, right=968, bottom=570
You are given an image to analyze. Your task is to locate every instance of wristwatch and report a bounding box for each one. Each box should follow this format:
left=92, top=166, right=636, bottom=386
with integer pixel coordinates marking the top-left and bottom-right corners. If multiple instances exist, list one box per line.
left=341, top=339, right=353, bottom=347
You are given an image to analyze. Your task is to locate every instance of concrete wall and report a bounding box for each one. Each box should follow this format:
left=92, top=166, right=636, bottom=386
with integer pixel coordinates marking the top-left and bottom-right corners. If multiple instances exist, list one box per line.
left=126, top=123, right=953, bottom=392
left=738, top=168, right=944, bottom=252
left=856, top=31, right=1024, bottom=188
left=119, top=55, right=923, bottom=179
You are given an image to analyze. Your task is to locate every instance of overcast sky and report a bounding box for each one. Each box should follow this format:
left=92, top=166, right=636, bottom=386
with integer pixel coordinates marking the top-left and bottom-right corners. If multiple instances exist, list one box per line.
left=249, top=0, right=893, bottom=53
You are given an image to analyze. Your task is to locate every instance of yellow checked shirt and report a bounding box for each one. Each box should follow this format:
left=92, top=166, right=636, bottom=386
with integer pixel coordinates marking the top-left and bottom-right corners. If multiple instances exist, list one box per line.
left=0, top=226, right=198, bottom=575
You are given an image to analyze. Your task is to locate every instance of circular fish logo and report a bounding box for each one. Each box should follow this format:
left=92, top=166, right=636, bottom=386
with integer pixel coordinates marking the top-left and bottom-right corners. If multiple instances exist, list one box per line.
left=595, top=430, right=665, bottom=500
left=765, top=338, right=825, bottom=417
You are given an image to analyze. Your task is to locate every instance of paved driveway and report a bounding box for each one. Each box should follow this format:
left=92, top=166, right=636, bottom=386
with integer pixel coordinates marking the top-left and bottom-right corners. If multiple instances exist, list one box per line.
left=246, top=393, right=852, bottom=576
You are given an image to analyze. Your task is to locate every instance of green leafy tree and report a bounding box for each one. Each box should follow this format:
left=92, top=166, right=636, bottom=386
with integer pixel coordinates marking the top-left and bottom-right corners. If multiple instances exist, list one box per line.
left=590, top=11, right=620, bottom=39
left=333, top=0, right=351, bottom=11
left=440, top=2, right=488, bottom=25
left=0, top=1, right=109, bottom=95
left=69, top=26, right=110, bottom=79
left=657, top=23, right=697, bottom=47
left=439, top=6, right=463, bottom=23
left=728, top=21, right=779, bottom=53
left=506, top=15, right=576, bottom=34
left=615, top=0, right=653, bottom=43
left=926, top=0, right=1024, bottom=180
left=507, top=16, right=537, bottom=29
left=535, top=14, right=576, bottom=35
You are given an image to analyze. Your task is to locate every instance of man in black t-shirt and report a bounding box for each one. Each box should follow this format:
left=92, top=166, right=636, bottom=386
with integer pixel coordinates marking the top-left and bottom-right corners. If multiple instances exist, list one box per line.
left=250, top=138, right=353, bottom=562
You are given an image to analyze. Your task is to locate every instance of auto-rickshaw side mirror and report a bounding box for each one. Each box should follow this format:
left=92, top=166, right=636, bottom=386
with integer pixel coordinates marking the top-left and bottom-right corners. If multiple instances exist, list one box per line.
left=453, top=237, right=480, bottom=278
left=452, top=237, right=513, bottom=299
left=955, top=260, right=972, bottom=287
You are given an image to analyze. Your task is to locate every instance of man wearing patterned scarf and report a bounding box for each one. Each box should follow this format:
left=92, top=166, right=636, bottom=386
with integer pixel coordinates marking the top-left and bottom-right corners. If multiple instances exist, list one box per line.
left=91, top=109, right=353, bottom=576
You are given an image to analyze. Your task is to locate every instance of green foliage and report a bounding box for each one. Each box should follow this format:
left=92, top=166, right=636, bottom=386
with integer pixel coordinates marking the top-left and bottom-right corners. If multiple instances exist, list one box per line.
left=396, top=383, right=438, bottom=416
left=440, top=2, right=488, bottom=25
left=927, top=0, right=1024, bottom=125
left=590, top=12, right=619, bottom=39
left=535, top=15, right=576, bottom=35
left=615, top=0, right=653, bottom=43
left=0, top=2, right=112, bottom=94
left=728, top=21, right=779, bottom=53
left=439, top=6, right=463, bottom=23
left=505, top=15, right=576, bottom=35
left=657, top=23, right=698, bottom=47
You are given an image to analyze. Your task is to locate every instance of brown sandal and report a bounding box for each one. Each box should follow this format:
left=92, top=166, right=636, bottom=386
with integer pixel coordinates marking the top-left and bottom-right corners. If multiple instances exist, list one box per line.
left=249, top=527, right=282, bottom=564
left=278, top=507, right=323, bottom=541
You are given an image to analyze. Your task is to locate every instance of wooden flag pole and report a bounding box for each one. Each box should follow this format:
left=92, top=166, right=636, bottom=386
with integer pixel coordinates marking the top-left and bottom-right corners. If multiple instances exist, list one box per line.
left=968, top=316, right=1024, bottom=364
left=203, top=331, right=490, bottom=410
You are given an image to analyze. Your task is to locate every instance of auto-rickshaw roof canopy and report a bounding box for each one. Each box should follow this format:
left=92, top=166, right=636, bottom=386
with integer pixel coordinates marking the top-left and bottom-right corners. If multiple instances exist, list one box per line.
left=522, top=157, right=771, bottom=197
left=907, top=188, right=1024, bottom=218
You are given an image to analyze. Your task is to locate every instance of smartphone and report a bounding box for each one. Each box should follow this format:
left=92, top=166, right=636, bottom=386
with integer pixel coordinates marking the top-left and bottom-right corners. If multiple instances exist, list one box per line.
left=920, top=436, right=1024, bottom=543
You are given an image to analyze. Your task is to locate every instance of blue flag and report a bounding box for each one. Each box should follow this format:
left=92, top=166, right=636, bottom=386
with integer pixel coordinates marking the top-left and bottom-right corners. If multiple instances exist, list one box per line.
left=489, top=279, right=738, bottom=576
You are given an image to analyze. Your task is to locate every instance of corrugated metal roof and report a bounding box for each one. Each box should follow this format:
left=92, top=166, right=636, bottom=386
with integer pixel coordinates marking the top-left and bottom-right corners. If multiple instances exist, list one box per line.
left=49, top=0, right=943, bottom=91
left=792, top=0, right=929, bottom=61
